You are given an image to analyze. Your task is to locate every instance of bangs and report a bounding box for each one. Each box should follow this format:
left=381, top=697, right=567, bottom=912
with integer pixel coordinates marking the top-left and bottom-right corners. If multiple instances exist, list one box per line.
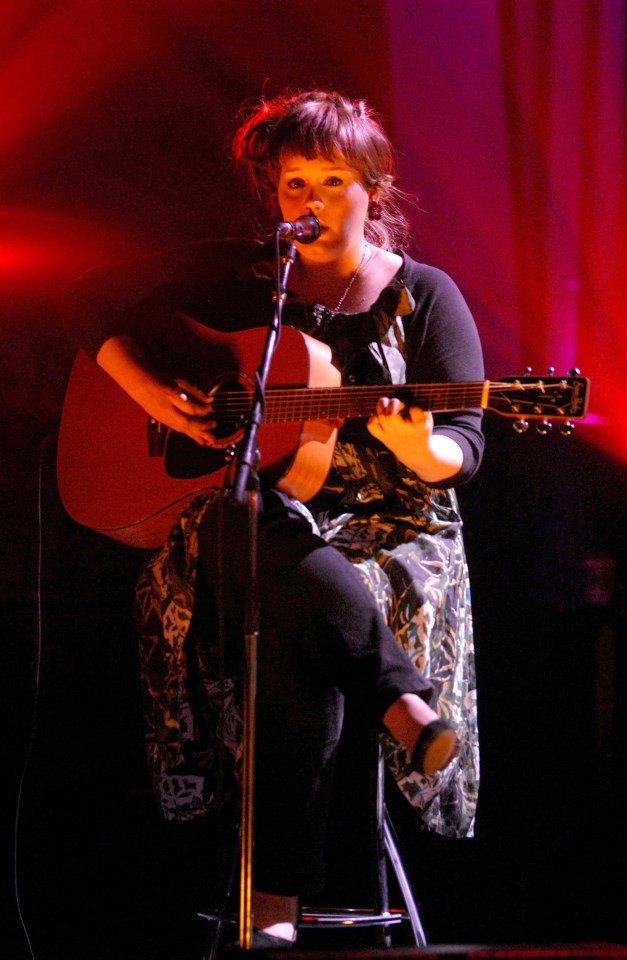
left=275, top=101, right=364, bottom=170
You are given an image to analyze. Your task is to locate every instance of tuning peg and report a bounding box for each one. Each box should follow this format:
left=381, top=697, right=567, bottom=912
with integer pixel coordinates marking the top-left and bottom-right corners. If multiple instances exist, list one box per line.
left=568, top=367, right=581, bottom=377
left=535, top=420, right=553, bottom=436
left=547, top=366, right=555, bottom=375
left=524, top=366, right=532, bottom=375
left=559, top=421, right=575, bottom=436
left=513, top=419, right=529, bottom=434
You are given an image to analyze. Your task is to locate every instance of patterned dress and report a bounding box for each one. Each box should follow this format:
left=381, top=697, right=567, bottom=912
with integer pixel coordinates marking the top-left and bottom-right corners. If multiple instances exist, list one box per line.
left=133, top=248, right=484, bottom=840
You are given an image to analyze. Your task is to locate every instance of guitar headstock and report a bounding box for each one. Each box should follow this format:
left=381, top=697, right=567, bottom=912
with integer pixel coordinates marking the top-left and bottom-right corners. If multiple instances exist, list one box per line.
left=487, top=368, right=590, bottom=435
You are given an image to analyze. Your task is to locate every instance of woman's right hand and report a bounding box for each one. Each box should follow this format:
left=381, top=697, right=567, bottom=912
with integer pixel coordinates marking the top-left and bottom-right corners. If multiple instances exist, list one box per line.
left=136, top=375, right=217, bottom=446
left=96, top=334, right=217, bottom=446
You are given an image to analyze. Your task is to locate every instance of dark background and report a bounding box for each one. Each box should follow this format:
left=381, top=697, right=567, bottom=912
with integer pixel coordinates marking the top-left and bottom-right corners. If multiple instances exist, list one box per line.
left=3, top=2, right=627, bottom=958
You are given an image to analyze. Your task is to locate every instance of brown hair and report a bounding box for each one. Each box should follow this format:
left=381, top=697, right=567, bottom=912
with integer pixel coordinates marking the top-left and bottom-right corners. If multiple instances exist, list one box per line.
left=231, top=89, right=410, bottom=250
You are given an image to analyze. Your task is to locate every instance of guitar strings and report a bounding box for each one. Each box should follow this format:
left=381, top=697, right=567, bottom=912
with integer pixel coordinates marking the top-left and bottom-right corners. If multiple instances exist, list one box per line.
left=201, top=380, right=574, bottom=421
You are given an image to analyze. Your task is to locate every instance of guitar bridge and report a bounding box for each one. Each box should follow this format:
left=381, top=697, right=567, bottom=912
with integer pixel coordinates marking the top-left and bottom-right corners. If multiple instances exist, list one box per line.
left=147, top=418, right=168, bottom=457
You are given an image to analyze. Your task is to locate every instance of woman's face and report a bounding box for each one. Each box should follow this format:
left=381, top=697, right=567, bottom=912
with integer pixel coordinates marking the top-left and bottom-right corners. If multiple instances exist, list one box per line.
left=277, top=152, right=370, bottom=258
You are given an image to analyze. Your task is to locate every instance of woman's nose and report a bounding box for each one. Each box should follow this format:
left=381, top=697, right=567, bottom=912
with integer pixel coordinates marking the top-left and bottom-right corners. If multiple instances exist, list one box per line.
left=305, top=194, right=323, bottom=212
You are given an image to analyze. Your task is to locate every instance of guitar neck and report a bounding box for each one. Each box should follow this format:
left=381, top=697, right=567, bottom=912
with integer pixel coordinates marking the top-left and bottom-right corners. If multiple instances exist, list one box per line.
left=262, top=381, right=487, bottom=423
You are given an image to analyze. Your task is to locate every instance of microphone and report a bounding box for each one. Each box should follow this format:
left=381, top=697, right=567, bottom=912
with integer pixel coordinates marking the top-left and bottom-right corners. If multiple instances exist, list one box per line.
left=276, top=214, right=321, bottom=244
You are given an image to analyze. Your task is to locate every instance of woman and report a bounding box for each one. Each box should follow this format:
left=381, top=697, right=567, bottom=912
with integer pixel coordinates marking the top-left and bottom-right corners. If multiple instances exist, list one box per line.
left=62, top=89, right=484, bottom=946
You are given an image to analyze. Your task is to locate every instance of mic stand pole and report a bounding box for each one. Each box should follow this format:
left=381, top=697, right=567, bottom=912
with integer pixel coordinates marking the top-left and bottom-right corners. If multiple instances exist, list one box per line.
left=230, top=236, right=296, bottom=950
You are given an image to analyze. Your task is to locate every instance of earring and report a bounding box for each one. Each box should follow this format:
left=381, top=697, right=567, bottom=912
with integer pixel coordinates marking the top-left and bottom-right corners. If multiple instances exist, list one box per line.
left=368, top=199, right=383, bottom=221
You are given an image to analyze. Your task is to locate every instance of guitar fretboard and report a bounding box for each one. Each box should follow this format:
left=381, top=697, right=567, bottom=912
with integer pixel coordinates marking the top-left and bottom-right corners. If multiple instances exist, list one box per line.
left=215, top=381, right=490, bottom=423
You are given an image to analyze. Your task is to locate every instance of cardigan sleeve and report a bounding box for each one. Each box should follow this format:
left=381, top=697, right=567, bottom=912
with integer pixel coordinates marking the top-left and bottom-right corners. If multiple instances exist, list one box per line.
left=402, top=258, right=485, bottom=486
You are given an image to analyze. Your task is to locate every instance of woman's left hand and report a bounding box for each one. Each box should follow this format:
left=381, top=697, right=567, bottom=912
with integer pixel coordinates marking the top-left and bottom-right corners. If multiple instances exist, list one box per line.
left=367, top=396, right=463, bottom=483
left=367, top=396, right=433, bottom=450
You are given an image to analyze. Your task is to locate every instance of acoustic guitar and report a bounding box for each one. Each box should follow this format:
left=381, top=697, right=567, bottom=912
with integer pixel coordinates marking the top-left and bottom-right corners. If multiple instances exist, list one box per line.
left=57, top=318, right=590, bottom=548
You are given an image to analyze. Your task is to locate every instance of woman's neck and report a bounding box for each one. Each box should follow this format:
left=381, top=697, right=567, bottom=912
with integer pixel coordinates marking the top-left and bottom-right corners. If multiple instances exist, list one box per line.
left=298, top=238, right=366, bottom=280
left=289, top=243, right=403, bottom=315
left=295, top=240, right=369, bottom=311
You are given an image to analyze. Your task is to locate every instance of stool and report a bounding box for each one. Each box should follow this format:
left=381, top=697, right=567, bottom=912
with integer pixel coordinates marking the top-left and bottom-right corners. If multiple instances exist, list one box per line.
left=198, top=728, right=427, bottom=956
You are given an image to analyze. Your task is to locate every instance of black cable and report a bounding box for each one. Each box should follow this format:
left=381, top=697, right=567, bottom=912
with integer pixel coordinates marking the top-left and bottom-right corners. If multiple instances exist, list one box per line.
left=13, top=431, right=57, bottom=960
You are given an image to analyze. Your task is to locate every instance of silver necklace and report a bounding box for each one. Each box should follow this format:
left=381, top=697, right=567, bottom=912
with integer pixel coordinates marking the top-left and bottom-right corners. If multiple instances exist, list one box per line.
left=330, top=242, right=369, bottom=316
left=301, top=242, right=370, bottom=322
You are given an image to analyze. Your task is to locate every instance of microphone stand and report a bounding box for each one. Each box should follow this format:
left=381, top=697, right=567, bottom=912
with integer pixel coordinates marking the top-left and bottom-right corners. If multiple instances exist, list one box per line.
left=230, top=234, right=297, bottom=950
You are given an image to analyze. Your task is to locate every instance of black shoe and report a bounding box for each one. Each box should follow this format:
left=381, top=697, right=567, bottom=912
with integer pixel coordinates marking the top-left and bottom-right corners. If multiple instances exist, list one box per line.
left=411, top=719, right=460, bottom=776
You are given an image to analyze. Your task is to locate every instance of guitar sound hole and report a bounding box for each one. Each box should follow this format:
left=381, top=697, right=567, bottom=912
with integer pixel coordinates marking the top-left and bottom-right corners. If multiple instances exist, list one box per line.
left=210, top=377, right=249, bottom=444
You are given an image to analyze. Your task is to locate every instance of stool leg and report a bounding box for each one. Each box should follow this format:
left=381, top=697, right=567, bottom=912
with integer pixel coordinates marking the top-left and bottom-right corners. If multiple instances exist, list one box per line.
left=383, top=806, right=428, bottom=947
left=371, top=737, right=392, bottom=947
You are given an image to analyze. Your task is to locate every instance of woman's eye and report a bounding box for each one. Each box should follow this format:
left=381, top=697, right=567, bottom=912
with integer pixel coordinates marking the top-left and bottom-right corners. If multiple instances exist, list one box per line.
left=325, top=177, right=342, bottom=186
left=287, top=178, right=305, bottom=189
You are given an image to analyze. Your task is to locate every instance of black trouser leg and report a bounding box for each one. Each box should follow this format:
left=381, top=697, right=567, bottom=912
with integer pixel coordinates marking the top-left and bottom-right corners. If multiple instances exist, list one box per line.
left=198, top=492, right=432, bottom=895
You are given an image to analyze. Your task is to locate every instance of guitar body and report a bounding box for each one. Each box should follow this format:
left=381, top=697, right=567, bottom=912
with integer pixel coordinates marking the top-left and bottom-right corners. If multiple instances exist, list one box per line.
left=57, top=324, right=340, bottom=548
